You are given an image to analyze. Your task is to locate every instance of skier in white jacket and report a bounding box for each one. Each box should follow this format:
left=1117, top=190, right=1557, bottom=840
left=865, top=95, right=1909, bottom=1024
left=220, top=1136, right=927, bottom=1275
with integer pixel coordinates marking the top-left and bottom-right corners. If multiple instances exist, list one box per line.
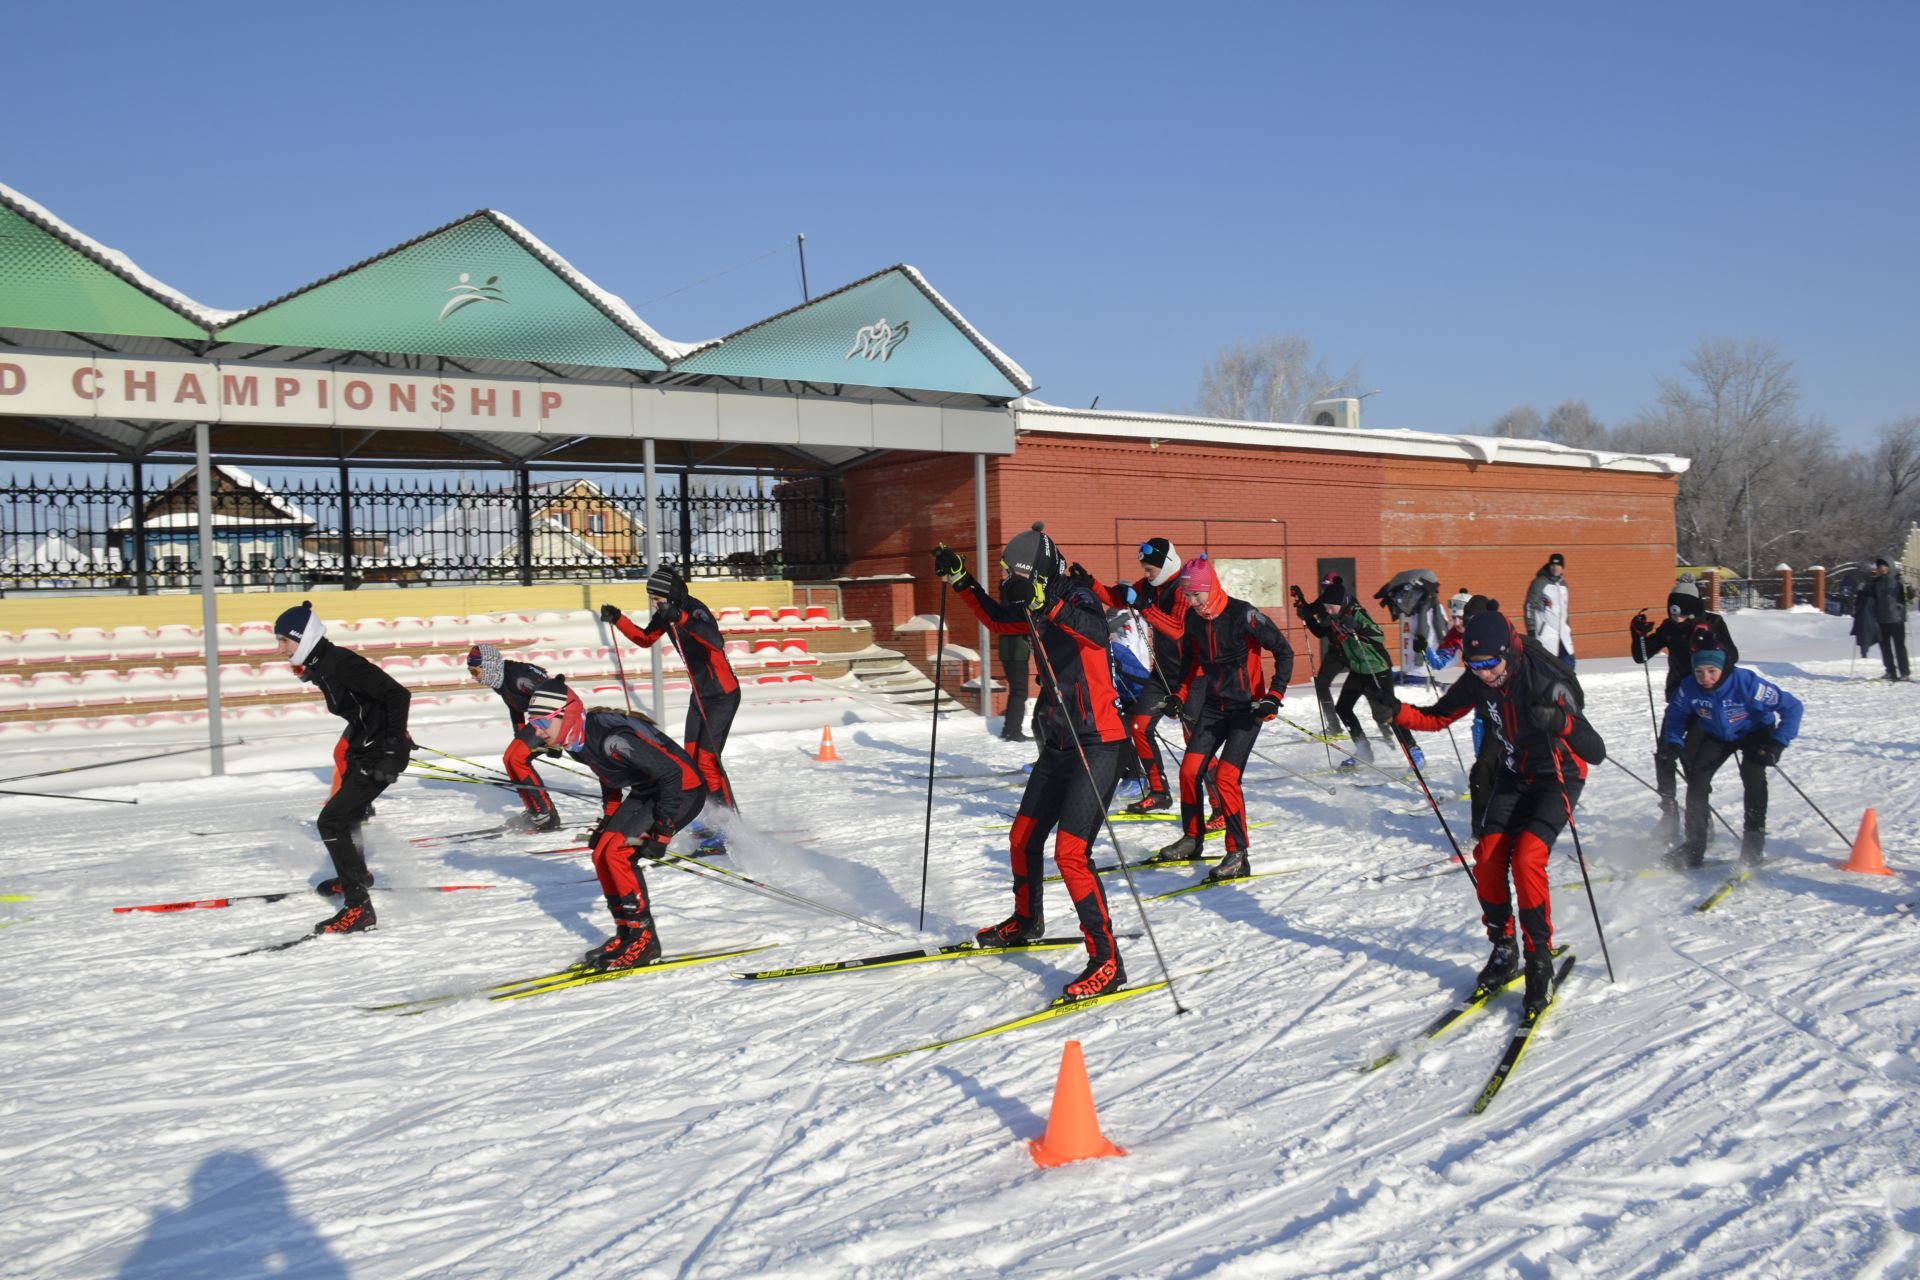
left=1524, top=553, right=1576, bottom=668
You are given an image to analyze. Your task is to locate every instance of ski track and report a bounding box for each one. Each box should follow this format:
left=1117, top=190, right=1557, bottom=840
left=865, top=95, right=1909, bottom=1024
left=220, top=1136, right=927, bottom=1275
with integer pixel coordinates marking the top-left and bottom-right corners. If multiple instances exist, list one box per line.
left=3, top=611, right=1917, bottom=1277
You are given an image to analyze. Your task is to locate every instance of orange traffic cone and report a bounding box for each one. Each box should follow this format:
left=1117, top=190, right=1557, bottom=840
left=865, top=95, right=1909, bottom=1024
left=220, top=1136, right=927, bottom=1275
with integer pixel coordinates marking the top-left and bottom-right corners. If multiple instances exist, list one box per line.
left=1838, top=808, right=1893, bottom=876
left=1029, top=1040, right=1125, bottom=1168
left=816, top=726, right=840, bottom=763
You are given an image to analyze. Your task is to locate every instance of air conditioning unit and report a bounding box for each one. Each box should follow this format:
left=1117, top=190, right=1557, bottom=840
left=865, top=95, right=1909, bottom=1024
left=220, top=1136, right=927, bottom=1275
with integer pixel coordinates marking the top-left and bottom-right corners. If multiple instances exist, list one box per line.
left=1308, top=398, right=1361, bottom=429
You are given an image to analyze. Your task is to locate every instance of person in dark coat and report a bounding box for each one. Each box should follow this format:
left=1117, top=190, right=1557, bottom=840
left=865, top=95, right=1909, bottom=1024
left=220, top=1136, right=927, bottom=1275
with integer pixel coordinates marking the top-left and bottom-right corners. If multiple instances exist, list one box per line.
left=1855, top=558, right=1912, bottom=681
left=467, top=643, right=563, bottom=833
left=1630, top=580, right=1740, bottom=842
left=274, top=601, right=412, bottom=936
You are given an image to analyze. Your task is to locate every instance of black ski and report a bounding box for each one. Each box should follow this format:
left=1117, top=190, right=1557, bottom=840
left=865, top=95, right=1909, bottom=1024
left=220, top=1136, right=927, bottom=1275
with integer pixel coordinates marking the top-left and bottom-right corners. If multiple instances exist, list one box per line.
left=1471, top=953, right=1576, bottom=1114
left=1364, top=945, right=1568, bottom=1071
left=736, top=933, right=1139, bottom=981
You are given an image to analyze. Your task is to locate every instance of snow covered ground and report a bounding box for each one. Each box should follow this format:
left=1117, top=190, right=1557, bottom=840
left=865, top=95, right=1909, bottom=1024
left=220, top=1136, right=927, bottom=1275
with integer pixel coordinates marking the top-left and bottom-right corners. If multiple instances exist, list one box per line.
left=3, top=610, right=1915, bottom=1278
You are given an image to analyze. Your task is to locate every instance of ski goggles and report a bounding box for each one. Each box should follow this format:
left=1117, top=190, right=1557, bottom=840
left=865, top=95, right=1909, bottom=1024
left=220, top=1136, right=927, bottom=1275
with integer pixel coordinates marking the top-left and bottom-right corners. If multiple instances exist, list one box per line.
left=1465, top=653, right=1504, bottom=671
left=1138, top=541, right=1159, bottom=559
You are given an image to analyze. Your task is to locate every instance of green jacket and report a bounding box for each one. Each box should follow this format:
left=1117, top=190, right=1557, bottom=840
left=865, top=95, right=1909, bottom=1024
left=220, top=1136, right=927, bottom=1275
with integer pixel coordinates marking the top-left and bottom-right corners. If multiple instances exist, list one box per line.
left=1329, top=605, right=1393, bottom=676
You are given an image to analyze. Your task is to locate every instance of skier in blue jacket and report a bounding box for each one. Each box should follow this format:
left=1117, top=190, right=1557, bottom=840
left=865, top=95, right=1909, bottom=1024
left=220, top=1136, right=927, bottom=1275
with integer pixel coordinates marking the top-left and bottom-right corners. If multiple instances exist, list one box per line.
left=1658, top=628, right=1804, bottom=867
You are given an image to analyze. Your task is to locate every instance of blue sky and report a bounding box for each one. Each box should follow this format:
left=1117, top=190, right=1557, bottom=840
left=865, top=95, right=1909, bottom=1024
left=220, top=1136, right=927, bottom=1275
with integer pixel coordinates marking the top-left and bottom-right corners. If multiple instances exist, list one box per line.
left=5, top=1, right=1914, bottom=443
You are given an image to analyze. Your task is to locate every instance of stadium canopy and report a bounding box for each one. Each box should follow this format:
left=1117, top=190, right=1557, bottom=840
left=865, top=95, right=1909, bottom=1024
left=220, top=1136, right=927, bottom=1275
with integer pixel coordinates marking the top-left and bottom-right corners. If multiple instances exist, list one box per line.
left=0, top=182, right=1028, bottom=474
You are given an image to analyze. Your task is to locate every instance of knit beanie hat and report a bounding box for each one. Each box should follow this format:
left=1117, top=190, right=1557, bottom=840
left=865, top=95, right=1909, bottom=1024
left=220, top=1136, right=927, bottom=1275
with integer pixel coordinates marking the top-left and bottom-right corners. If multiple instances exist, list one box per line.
left=1138, top=537, right=1183, bottom=587
left=273, top=599, right=326, bottom=665
left=467, top=643, right=505, bottom=690
left=1179, top=555, right=1228, bottom=619
left=1462, top=610, right=1513, bottom=668
left=647, top=564, right=685, bottom=603
left=1317, top=573, right=1352, bottom=607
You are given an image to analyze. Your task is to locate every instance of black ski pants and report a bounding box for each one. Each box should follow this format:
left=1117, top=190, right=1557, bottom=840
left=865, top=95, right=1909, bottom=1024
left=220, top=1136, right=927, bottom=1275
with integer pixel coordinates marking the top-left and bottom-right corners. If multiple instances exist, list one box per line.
left=1878, top=622, right=1911, bottom=679
left=1334, top=668, right=1415, bottom=753
left=1654, top=668, right=1689, bottom=809
left=685, top=687, right=740, bottom=810
left=998, top=634, right=1032, bottom=737
left=1178, top=703, right=1262, bottom=853
left=1312, top=641, right=1348, bottom=732
left=316, top=767, right=396, bottom=906
left=1681, top=733, right=1770, bottom=848
left=1006, top=740, right=1123, bottom=964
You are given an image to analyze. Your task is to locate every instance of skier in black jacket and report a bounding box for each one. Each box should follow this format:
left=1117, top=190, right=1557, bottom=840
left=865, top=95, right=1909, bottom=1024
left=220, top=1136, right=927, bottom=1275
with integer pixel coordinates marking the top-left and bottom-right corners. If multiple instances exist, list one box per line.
left=603, top=565, right=742, bottom=815
left=1855, top=557, right=1912, bottom=681
left=934, top=522, right=1130, bottom=1002
left=1391, top=609, right=1606, bottom=1016
left=274, top=601, right=411, bottom=935
left=466, top=643, right=563, bottom=833
left=1152, top=555, right=1295, bottom=883
left=1629, top=579, right=1739, bottom=842
left=524, top=682, right=706, bottom=971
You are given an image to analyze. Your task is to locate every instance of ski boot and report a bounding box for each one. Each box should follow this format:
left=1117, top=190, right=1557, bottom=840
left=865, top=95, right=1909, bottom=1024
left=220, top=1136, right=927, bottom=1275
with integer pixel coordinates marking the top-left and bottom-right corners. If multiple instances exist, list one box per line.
left=1060, top=954, right=1126, bottom=1002
left=589, top=920, right=661, bottom=972
left=316, top=872, right=375, bottom=898
left=1113, top=776, right=1147, bottom=802
left=1663, top=841, right=1707, bottom=870
left=313, top=900, right=376, bottom=935
left=1521, top=949, right=1556, bottom=1018
left=1124, top=789, right=1173, bottom=815
left=505, top=808, right=563, bottom=835
left=973, top=912, right=1045, bottom=948
left=1652, top=802, right=1680, bottom=849
left=1205, top=847, right=1251, bottom=883
left=1150, top=833, right=1204, bottom=863
left=1338, top=738, right=1375, bottom=770
left=1476, top=939, right=1520, bottom=989
left=1740, top=827, right=1766, bottom=866
left=1205, top=811, right=1228, bottom=833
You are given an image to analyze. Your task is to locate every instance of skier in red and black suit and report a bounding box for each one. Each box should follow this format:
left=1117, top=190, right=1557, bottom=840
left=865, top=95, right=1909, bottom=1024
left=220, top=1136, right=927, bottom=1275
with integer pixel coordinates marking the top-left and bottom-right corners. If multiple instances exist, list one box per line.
left=1150, top=555, right=1295, bottom=883
left=1628, top=579, right=1738, bottom=845
left=1389, top=609, right=1607, bottom=1016
left=601, top=564, right=741, bottom=813
left=273, top=600, right=411, bottom=936
left=933, top=522, right=1130, bottom=1002
left=466, top=643, right=564, bottom=834
left=524, top=681, right=706, bottom=971
left=1089, top=537, right=1222, bottom=819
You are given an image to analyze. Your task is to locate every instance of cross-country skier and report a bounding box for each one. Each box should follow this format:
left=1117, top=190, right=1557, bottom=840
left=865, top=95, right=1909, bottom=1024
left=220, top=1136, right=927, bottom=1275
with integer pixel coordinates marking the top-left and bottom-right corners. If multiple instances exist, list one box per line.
left=1150, top=555, right=1295, bottom=882
left=1525, top=552, right=1576, bottom=667
left=273, top=600, right=411, bottom=935
left=1658, top=632, right=1803, bottom=867
left=465, top=643, right=564, bottom=834
left=1103, top=604, right=1155, bottom=800
left=1298, top=576, right=1419, bottom=770
left=1629, top=580, right=1738, bottom=844
left=1296, top=570, right=1355, bottom=740
left=1089, top=538, right=1219, bottom=818
left=601, top=565, right=740, bottom=847
left=932, top=523, right=1130, bottom=1001
left=524, top=682, right=706, bottom=970
left=1389, top=609, right=1607, bottom=1016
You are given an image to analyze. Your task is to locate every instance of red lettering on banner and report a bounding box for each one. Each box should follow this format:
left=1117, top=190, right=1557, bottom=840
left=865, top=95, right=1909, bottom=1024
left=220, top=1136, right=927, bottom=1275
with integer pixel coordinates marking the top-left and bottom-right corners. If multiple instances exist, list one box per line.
left=124, top=369, right=157, bottom=401
left=470, top=388, right=496, bottom=416
left=433, top=383, right=455, bottom=414
left=275, top=377, right=300, bottom=407
left=344, top=380, right=373, bottom=411
left=0, top=363, right=23, bottom=395
left=223, top=375, right=259, bottom=407
left=174, top=373, right=207, bottom=404
left=540, top=391, right=563, bottom=419
left=510, top=388, right=522, bottom=417
left=389, top=383, right=416, bottom=414
left=317, top=380, right=329, bottom=409
left=74, top=368, right=103, bottom=400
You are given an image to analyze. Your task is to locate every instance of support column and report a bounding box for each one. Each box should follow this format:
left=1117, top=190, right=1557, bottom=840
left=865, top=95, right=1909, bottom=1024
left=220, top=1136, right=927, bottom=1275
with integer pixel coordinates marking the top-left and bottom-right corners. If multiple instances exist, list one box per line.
left=194, top=424, right=224, bottom=777
left=131, top=458, right=149, bottom=596
left=975, top=452, right=991, bottom=720
left=644, top=438, right=664, bottom=720
left=1778, top=566, right=1793, bottom=610
left=1812, top=566, right=1827, bottom=613
left=337, top=458, right=355, bottom=589
left=516, top=466, right=534, bottom=587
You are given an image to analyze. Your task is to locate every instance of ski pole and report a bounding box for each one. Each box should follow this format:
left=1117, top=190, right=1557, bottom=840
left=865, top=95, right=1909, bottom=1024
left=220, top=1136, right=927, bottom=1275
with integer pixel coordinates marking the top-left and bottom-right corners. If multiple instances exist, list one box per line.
left=1024, top=608, right=1187, bottom=1016
left=1552, top=745, right=1615, bottom=983
left=600, top=610, right=636, bottom=716
left=1279, top=716, right=1418, bottom=792
left=1605, top=756, right=1738, bottom=840
left=1770, top=764, right=1854, bottom=847
left=1634, top=625, right=1659, bottom=738
left=1394, top=737, right=1480, bottom=895
left=408, top=762, right=605, bottom=805
left=0, top=787, right=138, bottom=805
left=0, top=740, right=244, bottom=787
left=917, top=579, right=948, bottom=931
left=1288, top=586, right=1336, bottom=772
left=414, top=741, right=597, bottom=784
left=644, top=848, right=906, bottom=938
left=1423, top=665, right=1471, bottom=790
left=1151, top=724, right=1334, bottom=797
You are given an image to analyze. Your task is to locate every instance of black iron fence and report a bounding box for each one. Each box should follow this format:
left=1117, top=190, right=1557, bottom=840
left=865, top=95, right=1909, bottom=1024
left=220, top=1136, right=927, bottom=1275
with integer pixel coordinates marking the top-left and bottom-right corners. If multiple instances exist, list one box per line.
left=0, top=466, right=846, bottom=594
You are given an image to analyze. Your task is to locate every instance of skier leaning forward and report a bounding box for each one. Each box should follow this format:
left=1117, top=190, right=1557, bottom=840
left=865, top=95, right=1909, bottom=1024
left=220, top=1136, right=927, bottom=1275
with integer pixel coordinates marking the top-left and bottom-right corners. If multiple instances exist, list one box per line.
left=466, top=643, right=565, bottom=834
left=1389, top=609, right=1607, bottom=1016
left=933, top=524, right=1130, bottom=1002
left=524, top=682, right=707, bottom=971
left=1149, top=555, right=1295, bottom=882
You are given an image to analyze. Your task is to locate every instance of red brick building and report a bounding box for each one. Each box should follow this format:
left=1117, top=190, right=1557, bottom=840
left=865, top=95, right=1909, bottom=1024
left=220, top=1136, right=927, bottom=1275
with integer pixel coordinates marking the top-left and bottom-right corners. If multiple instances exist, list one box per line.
left=839, top=402, right=1685, bottom=710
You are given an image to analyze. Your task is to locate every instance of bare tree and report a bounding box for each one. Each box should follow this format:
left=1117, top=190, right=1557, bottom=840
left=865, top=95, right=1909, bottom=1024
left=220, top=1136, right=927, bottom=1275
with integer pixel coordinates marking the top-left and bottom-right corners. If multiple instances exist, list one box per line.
left=1542, top=400, right=1609, bottom=448
left=1194, top=334, right=1362, bottom=424
left=1481, top=405, right=1544, bottom=439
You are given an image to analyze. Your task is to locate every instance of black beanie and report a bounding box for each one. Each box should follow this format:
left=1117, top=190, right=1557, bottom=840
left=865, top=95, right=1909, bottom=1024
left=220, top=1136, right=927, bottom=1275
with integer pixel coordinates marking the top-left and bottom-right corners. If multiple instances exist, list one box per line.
left=647, top=564, right=685, bottom=601
left=1462, top=610, right=1512, bottom=666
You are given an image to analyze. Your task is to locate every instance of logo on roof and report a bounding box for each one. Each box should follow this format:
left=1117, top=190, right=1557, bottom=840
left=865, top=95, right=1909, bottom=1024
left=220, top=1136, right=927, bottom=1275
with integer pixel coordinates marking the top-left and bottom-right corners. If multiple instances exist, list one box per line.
left=846, top=318, right=909, bottom=362
left=439, top=273, right=509, bottom=323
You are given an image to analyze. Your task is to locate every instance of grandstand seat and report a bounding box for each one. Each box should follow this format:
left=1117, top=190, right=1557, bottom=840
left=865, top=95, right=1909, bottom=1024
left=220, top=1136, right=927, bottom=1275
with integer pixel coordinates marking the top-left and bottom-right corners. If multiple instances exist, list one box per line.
left=803, top=605, right=831, bottom=624
left=746, top=605, right=775, bottom=624
left=379, top=656, right=423, bottom=674
left=780, top=640, right=815, bottom=665
left=716, top=607, right=746, bottom=625
left=775, top=605, right=802, bottom=623
left=26, top=670, right=82, bottom=710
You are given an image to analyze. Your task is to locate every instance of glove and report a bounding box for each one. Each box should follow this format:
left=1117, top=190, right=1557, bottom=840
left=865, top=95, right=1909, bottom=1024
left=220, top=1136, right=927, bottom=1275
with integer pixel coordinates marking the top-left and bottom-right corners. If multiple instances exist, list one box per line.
left=1162, top=693, right=1184, bottom=720
left=1753, top=739, right=1784, bottom=767
left=1630, top=611, right=1653, bottom=640
left=1067, top=561, right=1093, bottom=591
left=599, top=602, right=623, bottom=624
left=581, top=817, right=610, bottom=846
left=1656, top=740, right=1682, bottom=763
left=1289, top=585, right=1315, bottom=623
left=1529, top=699, right=1570, bottom=734
left=361, top=756, right=406, bottom=786
left=1122, top=584, right=1142, bottom=608
left=539, top=745, right=563, bottom=760
left=1022, top=574, right=1048, bottom=612
left=1252, top=693, right=1281, bottom=721
left=931, top=544, right=966, bottom=584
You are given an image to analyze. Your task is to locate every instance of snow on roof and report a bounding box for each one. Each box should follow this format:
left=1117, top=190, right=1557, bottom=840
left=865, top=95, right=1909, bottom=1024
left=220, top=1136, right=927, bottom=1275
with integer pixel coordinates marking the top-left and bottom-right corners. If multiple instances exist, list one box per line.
left=487, top=210, right=694, bottom=362
left=109, top=464, right=317, bottom=530
left=0, top=180, right=237, bottom=328
left=897, top=265, right=1034, bottom=393
left=1012, top=400, right=1692, bottom=475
